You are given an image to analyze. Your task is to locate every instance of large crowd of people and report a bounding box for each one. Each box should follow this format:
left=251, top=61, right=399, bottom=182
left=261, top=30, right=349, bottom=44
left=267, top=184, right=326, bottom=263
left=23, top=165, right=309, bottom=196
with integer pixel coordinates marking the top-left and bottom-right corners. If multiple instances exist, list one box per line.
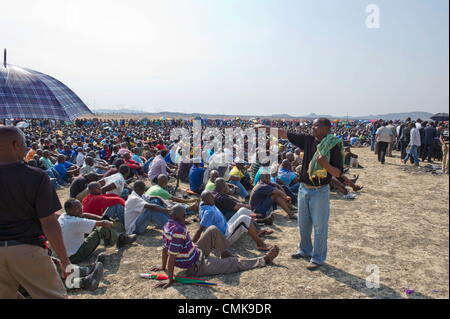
left=0, top=115, right=448, bottom=298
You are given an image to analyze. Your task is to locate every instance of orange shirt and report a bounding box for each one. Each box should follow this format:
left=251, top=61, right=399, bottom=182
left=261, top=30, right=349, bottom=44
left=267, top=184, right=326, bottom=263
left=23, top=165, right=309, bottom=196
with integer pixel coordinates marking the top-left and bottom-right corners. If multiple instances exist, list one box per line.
left=25, top=149, right=36, bottom=162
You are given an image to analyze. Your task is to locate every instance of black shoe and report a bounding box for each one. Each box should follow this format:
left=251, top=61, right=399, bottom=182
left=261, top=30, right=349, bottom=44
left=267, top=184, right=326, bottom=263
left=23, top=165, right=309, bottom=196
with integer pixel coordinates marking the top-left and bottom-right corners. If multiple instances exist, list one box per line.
left=306, top=262, right=323, bottom=271
left=291, top=253, right=310, bottom=260
left=96, top=252, right=107, bottom=265
left=117, top=234, right=137, bottom=249
left=80, top=262, right=104, bottom=291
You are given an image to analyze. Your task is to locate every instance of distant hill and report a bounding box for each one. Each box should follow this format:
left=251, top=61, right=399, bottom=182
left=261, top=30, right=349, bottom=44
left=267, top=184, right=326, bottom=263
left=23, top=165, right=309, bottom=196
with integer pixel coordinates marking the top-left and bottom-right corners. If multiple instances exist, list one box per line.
left=93, top=109, right=436, bottom=121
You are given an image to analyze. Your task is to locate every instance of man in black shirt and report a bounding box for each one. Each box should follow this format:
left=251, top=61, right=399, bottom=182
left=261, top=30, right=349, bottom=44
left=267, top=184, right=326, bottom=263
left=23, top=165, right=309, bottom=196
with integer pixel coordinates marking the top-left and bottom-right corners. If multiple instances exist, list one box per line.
left=258, top=118, right=343, bottom=270
left=0, top=126, right=69, bottom=298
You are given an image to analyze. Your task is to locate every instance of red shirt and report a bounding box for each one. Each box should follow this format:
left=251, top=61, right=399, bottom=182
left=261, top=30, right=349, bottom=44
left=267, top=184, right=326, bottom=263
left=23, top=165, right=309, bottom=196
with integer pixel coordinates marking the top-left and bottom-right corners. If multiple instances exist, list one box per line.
left=82, top=194, right=125, bottom=216
left=156, top=144, right=167, bottom=151
left=124, top=158, right=142, bottom=170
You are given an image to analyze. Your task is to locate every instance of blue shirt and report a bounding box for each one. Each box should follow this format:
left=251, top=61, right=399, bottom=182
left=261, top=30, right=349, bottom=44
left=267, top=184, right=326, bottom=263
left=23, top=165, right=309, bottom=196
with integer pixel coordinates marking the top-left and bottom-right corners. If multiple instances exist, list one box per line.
left=54, top=162, right=73, bottom=180
left=189, top=165, right=206, bottom=192
left=199, top=204, right=227, bottom=235
left=278, top=168, right=297, bottom=186
left=132, top=154, right=144, bottom=165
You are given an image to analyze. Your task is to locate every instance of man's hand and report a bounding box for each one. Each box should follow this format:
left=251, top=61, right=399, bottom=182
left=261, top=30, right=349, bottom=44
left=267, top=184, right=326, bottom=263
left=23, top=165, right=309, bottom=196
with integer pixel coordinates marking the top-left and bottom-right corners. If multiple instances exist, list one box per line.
left=154, top=279, right=174, bottom=289
left=60, top=259, right=73, bottom=279
left=99, top=220, right=114, bottom=228
left=316, top=155, right=328, bottom=167
left=150, top=265, right=166, bottom=272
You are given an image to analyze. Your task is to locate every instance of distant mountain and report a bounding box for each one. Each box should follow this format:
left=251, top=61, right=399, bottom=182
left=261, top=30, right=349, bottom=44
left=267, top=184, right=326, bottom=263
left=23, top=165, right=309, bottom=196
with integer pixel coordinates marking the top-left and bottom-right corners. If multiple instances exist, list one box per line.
left=356, top=112, right=434, bottom=121
left=93, top=109, right=437, bottom=121
left=95, top=108, right=148, bottom=114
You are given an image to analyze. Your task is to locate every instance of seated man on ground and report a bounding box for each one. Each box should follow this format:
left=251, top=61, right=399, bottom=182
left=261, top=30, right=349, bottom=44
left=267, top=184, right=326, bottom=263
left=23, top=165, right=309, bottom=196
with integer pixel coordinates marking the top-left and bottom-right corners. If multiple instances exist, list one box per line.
left=54, top=154, right=80, bottom=184
left=214, top=178, right=253, bottom=221
left=250, top=171, right=297, bottom=221
left=123, top=152, right=145, bottom=177
left=70, top=173, right=102, bottom=200
left=344, top=147, right=363, bottom=168
left=100, top=164, right=131, bottom=200
left=227, top=162, right=250, bottom=200
left=150, top=204, right=279, bottom=288
left=82, top=182, right=126, bottom=224
left=145, top=174, right=198, bottom=213
left=125, top=181, right=171, bottom=235
left=204, top=170, right=238, bottom=195
left=193, top=191, right=273, bottom=251
left=80, top=156, right=110, bottom=176
left=188, top=162, right=206, bottom=194
left=148, top=150, right=175, bottom=183
left=59, top=199, right=136, bottom=265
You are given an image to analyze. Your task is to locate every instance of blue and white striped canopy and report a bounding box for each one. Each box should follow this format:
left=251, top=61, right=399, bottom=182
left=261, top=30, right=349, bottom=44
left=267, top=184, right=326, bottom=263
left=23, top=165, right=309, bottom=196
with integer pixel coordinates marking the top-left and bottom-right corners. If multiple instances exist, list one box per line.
left=0, top=63, right=93, bottom=121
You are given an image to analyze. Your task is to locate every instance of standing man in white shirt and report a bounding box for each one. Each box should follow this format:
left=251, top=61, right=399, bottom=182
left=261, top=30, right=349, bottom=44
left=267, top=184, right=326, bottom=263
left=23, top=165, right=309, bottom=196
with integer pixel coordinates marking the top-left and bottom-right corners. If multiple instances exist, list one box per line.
left=375, top=122, right=393, bottom=164
left=124, top=181, right=171, bottom=235
left=403, top=122, right=421, bottom=166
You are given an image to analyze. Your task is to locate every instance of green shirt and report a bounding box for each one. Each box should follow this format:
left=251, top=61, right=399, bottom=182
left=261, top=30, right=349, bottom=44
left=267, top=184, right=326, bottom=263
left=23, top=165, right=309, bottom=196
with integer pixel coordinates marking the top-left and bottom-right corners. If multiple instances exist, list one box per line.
left=205, top=180, right=216, bottom=192
left=40, top=157, right=54, bottom=170
left=145, top=185, right=171, bottom=200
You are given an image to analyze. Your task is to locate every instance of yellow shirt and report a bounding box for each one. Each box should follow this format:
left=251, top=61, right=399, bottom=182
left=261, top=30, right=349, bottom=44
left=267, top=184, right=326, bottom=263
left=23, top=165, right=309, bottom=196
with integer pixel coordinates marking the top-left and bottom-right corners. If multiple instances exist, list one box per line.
left=229, top=166, right=244, bottom=179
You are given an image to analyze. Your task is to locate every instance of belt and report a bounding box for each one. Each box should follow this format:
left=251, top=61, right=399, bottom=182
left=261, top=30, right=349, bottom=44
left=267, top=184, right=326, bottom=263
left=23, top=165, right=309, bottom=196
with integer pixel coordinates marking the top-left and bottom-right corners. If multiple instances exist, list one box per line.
left=302, top=183, right=327, bottom=190
left=0, top=240, right=24, bottom=247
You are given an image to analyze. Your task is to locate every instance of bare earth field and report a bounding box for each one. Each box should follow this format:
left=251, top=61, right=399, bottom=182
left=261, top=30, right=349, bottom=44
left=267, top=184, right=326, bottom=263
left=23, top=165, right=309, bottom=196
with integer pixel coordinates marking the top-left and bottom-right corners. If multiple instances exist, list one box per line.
left=58, top=147, right=449, bottom=299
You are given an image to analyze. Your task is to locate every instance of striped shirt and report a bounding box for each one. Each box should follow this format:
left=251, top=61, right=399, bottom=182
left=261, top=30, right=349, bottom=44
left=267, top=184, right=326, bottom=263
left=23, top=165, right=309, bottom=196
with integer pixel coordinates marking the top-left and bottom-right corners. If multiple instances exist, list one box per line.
left=163, top=219, right=200, bottom=269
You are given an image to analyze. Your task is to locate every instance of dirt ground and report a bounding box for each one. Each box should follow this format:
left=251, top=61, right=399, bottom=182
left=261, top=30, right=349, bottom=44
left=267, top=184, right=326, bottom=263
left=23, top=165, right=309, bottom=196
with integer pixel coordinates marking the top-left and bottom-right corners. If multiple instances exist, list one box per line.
left=58, top=147, right=449, bottom=299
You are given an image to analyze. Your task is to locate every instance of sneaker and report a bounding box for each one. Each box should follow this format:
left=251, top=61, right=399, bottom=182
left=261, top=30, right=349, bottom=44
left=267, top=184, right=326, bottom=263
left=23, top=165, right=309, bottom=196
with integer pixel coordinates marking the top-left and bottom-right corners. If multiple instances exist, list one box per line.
left=80, top=262, right=104, bottom=291
left=116, top=234, right=137, bottom=249
left=96, top=252, right=107, bottom=265
left=291, top=253, right=310, bottom=260
left=306, top=262, right=322, bottom=271
left=343, top=193, right=357, bottom=200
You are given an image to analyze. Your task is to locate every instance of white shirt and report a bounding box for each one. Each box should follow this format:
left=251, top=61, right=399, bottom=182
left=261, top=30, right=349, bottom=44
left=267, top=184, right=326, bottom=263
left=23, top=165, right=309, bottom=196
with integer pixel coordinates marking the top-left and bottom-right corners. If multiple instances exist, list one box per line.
left=103, top=173, right=126, bottom=196
left=124, top=191, right=147, bottom=234
left=76, top=153, right=85, bottom=167
left=410, top=127, right=421, bottom=146
left=58, top=213, right=96, bottom=256
left=376, top=126, right=393, bottom=143
left=80, top=164, right=96, bottom=176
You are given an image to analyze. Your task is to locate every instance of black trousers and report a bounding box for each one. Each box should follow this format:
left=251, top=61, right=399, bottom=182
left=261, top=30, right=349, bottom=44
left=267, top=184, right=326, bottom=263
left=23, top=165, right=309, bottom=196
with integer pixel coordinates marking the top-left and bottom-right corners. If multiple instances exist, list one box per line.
left=377, top=142, right=389, bottom=164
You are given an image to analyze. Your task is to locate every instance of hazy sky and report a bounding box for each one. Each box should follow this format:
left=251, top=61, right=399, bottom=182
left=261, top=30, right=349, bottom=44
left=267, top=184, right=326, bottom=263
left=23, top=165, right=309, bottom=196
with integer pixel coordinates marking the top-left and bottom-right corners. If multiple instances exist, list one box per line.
left=1, top=0, right=448, bottom=116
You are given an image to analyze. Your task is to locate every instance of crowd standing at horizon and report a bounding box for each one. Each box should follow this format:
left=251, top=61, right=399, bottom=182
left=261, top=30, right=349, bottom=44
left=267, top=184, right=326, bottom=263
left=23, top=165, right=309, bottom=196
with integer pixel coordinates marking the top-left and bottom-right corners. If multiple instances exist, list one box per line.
left=0, top=115, right=448, bottom=298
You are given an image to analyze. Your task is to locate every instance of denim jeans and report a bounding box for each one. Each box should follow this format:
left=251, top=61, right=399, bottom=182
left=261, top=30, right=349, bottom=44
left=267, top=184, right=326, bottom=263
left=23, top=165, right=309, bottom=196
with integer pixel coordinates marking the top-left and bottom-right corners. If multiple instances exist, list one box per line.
left=48, top=168, right=66, bottom=186
left=133, top=209, right=169, bottom=234
left=370, top=135, right=376, bottom=151
left=46, top=169, right=61, bottom=189
left=104, top=204, right=125, bottom=225
left=403, top=145, right=419, bottom=165
left=297, top=183, right=330, bottom=265
left=229, top=180, right=249, bottom=198
left=143, top=158, right=154, bottom=174
left=290, top=182, right=300, bottom=194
